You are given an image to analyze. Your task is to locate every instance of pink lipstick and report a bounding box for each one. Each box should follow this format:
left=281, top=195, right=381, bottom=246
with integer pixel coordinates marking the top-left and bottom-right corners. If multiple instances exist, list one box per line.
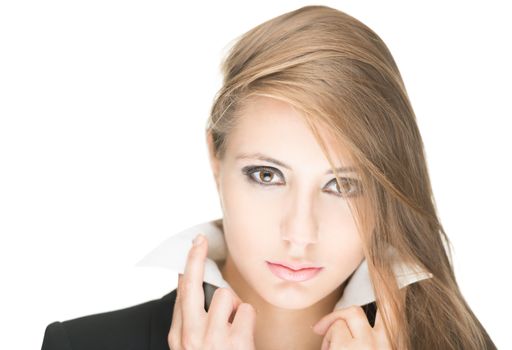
left=266, top=261, right=323, bottom=282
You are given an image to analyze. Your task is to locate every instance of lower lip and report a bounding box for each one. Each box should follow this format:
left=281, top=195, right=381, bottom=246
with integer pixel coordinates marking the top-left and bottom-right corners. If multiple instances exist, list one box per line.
left=266, top=262, right=323, bottom=282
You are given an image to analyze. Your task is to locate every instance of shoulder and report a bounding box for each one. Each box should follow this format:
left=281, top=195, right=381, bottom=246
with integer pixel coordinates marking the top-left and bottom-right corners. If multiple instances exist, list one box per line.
left=41, top=289, right=177, bottom=350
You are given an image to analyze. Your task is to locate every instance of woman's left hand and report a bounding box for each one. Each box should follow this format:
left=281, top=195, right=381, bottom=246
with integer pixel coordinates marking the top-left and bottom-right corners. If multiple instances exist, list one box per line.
left=312, top=305, right=392, bottom=350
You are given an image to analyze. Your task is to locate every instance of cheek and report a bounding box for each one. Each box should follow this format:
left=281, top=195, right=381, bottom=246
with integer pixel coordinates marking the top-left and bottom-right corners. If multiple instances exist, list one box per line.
left=219, top=177, right=276, bottom=253
left=222, top=172, right=272, bottom=212
left=330, top=235, right=364, bottom=267
left=323, top=230, right=365, bottom=285
left=320, top=209, right=365, bottom=279
left=220, top=173, right=281, bottom=235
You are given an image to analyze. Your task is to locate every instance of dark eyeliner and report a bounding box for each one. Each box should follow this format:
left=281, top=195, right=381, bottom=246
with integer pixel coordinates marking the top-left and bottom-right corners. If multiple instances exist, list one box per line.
left=241, top=165, right=361, bottom=197
left=326, top=177, right=362, bottom=197
left=241, top=165, right=284, bottom=186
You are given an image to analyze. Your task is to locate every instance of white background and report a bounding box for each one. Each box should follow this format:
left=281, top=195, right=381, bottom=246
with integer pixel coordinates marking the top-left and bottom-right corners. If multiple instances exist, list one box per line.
left=1, top=1, right=510, bottom=348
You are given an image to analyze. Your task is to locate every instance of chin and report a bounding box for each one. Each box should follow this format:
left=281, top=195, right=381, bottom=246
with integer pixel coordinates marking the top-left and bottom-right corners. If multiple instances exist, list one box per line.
left=262, top=288, right=320, bottom=310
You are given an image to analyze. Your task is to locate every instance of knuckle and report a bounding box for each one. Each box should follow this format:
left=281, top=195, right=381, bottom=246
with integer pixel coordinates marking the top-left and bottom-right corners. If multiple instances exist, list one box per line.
left=213, top=287, right=232, bottom=302
left=182, top=278, right=194, bottom=293
left=168, top=325, right=182, bottom=349
left=202, top=333, right=222, bottom=350
left=332, top=318, right=345, bottom=331
left=347, top=305, right=365, bottom=318
left=333, top=318, right=344, bottom=326
left=167, top=332, right=180, bottom=349
left=181, top=332, right=201, bottom=350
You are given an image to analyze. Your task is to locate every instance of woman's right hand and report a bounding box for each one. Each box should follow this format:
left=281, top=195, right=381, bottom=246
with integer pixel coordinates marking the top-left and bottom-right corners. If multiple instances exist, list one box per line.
left=167, top=233, right=257, bottom=350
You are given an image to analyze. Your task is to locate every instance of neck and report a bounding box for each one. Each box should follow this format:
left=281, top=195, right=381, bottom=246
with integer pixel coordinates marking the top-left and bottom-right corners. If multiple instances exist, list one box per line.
left=220, top=255, right=346, bottom=350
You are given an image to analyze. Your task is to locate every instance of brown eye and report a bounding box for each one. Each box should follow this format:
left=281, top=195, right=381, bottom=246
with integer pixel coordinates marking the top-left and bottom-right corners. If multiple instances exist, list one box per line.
left=241, top=165, right=361, bottom=197
left=258, top=170, right=274, bottom=183
left=327, top=177, right=361, bottom=197
left=242, top=166, right=284, bottom=186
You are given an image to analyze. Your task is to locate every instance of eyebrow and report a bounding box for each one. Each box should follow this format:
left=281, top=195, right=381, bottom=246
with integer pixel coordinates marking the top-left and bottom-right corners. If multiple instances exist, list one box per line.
left=235, top=152, right=357, bottom=175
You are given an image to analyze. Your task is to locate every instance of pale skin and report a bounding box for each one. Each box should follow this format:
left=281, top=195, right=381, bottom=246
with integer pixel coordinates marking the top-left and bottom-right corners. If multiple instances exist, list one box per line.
left=168, top=96, right=392, bottom=349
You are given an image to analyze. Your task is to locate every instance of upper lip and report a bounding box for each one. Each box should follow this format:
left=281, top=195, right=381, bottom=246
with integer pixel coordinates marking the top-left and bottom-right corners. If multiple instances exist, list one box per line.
left=267, top=260, right=323, bottom=271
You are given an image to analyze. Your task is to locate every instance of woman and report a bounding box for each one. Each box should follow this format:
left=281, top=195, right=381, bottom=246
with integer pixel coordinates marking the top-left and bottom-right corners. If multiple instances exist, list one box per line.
left=41, top=5, right=497, bottom=350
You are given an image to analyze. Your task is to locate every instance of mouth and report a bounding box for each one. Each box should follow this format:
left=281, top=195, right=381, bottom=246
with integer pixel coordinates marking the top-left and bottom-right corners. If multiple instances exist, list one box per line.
left=268, top=260, right=323, bottom=270
left=266, top=261, right=323, bottom=282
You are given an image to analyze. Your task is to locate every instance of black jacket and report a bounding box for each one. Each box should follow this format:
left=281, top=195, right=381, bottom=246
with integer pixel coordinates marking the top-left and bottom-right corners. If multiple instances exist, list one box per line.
left=41, top=283, right=377, bottom=350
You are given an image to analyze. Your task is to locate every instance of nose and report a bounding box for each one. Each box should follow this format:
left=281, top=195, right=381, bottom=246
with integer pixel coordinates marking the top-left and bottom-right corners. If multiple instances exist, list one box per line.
left=281, top=187, right=319, bottom=251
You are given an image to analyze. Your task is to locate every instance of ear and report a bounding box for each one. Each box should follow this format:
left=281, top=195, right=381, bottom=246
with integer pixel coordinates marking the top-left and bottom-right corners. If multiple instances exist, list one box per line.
left=206, top=130, right=220, bottom=191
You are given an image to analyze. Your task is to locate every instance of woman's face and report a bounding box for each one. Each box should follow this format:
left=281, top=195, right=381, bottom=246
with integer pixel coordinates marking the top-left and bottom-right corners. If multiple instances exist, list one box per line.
left=207, top=95, right=365, bottom=309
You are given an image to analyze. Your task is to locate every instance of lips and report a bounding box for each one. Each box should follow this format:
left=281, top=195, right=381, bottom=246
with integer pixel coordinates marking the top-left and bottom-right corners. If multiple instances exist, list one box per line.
left=269, top=260, right=323, bottom=271
left=266, top=261, right=323, bottom=282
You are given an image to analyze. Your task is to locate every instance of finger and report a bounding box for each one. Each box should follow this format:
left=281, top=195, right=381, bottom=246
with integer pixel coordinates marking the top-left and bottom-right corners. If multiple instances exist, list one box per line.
left=227, top=286, right=243, bottom=304
left=372, top=308, right=393, bottom=348
left=373, top=307, right=383, bottom=331
left=205, top=288, right=241, bottom=337
left=228, top=289, right=244, bottom=323
left=168, top=274, right=183, bottom=347
left=313, top=306, right=372, bottom=339
left=230, top=302, right=257, bottom=339
left=327, top=319, right=352, bottom=348
left=180, top=233, right=208, bottom=333
left=320, top=325, right=331, bottom=350
left=313, top=308, right=352, bottom=336
left=172, top=274, right=184, bottom=328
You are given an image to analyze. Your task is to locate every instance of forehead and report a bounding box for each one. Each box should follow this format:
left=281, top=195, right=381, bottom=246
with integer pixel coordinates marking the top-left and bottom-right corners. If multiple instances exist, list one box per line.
left=226, top=95, right=351, bottom=167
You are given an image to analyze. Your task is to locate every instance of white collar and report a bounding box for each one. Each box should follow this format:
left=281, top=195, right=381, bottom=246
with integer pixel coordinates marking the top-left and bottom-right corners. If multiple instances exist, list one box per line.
left=136, top=217, right=433, bottom=310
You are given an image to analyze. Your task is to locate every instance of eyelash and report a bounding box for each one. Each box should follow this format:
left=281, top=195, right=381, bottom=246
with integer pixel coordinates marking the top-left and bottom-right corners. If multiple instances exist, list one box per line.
left=241, top=165, right=362, bottom=198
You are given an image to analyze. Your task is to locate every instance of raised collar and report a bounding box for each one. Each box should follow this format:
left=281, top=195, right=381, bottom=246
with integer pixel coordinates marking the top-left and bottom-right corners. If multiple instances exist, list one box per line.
left=136, top=217, right=433, bottom=310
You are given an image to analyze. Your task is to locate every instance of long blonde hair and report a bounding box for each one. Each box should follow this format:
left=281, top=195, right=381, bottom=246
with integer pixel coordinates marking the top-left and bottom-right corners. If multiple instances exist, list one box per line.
left=205, top=5, right=496, bottom=349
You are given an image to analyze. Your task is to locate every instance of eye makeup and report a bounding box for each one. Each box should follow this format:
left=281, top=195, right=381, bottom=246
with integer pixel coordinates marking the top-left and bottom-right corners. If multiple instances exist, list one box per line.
left=241, top=165, right=362, bottom=197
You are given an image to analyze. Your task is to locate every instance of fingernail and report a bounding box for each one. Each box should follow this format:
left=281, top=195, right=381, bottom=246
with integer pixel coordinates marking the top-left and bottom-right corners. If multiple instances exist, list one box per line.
left=193, top=234, right=205, bottom=246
